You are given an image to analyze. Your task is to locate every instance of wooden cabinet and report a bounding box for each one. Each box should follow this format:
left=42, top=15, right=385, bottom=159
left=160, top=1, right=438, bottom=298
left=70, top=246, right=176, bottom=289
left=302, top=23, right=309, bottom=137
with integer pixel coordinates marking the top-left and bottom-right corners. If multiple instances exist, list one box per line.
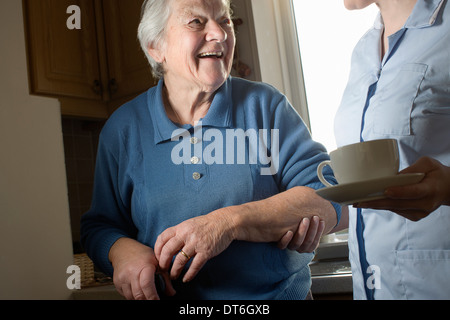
left=23, top=0, right=157, bottom=119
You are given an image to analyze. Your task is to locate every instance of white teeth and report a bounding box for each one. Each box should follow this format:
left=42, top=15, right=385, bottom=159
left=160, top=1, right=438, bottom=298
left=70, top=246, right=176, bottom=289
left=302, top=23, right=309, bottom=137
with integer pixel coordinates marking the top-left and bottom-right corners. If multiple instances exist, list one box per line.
left=198, top=52, right=223, bottom=58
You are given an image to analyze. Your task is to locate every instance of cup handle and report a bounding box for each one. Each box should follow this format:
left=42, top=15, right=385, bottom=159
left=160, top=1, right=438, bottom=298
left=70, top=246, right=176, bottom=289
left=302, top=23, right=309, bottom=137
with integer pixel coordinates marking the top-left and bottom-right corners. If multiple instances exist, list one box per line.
left=317, top=160, right=334, bottom=188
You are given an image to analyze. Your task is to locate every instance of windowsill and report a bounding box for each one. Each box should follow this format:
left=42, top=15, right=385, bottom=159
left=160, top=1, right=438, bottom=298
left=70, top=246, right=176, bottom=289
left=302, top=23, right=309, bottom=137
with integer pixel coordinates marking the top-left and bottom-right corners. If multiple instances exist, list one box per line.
left=72, top=242, right=352, bottom=300
left=71, top=285, right=123, bottom=300
left=72, top=272, right=353, bottom=300
left=72, top=275, right=353, bottom=300
left=310, top=241, right=353, bottom=297
left=315, top=240, right=349, bottom=260
left=310, top=259, right=353, bottom=296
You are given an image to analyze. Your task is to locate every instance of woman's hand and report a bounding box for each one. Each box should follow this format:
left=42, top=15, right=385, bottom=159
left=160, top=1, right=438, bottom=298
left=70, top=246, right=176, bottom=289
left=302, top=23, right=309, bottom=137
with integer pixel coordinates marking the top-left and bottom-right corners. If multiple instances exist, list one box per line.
left=154, top=213, right=324, bottom=283
left=355, top=157, right=450, bottom=221
left=108, top=238, right=176, bottom=300
left=277, top=216, right=325, bottom=253
left=155, top=213, right=325, bottom=284
left=155, top=187, right=338, bottom=283
left=154, top=208, right=237, bottom=283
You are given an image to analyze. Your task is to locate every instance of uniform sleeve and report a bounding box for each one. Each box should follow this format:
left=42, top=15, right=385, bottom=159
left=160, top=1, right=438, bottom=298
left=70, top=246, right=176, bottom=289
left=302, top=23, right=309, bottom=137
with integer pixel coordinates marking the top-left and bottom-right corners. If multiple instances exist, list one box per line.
left=80, top=128, right=138, bottom=276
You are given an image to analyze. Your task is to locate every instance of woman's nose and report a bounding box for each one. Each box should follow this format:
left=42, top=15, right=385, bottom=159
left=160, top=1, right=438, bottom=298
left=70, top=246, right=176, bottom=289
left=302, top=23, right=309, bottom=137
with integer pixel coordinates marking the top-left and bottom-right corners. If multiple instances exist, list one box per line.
left=205, top=21, right=228, bottom=43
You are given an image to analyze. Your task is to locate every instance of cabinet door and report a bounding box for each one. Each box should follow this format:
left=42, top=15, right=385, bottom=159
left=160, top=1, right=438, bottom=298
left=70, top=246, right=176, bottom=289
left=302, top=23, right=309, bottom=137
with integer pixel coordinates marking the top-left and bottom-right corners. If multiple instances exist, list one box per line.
left=24, top=0, right=103, bottom=100
left=102, top=0, right=157, bottom=100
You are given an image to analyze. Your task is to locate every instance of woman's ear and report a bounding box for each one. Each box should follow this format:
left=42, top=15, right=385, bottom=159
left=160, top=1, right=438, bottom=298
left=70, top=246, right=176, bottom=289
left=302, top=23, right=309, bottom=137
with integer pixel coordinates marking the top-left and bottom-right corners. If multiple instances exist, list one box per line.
left=147, top=45, right=165, bottom=64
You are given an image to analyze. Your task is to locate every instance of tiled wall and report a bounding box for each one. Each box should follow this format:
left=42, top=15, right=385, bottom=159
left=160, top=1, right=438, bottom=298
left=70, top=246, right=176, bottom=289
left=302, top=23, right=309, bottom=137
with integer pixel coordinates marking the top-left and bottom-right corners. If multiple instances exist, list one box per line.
left=62, top=118, right=105, bottom=252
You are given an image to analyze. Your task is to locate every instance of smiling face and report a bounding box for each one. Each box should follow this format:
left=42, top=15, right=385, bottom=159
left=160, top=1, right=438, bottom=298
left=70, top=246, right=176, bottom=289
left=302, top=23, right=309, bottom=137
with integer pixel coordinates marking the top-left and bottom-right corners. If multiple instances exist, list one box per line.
left=150, top=0, right=236, bottom=93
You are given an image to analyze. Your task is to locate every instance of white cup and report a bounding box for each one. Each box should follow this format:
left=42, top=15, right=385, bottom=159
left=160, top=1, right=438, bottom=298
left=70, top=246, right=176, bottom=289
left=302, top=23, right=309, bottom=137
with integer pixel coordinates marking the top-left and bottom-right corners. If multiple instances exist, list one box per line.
left=317, top=139, right=399, bottom=187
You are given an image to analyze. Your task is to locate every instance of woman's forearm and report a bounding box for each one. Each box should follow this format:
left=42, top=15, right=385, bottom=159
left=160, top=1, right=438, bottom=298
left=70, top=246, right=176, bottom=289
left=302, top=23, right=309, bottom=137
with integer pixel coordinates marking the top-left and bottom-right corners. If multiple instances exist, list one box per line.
left=227, top=186, right=338, bottom=243
left=155, top=186, right=338, bottom=282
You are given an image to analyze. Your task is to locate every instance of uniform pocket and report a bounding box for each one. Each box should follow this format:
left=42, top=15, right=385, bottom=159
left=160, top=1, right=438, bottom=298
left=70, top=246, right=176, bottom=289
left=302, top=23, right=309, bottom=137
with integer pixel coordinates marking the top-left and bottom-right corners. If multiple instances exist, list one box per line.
left=395, top=249, right=450, bottom=300
left=374, top=63, right=428, bottom=136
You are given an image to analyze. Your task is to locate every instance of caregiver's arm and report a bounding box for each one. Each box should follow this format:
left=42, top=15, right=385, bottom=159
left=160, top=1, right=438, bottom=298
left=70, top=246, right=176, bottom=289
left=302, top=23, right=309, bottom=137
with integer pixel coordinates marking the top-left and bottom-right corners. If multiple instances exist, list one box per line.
left=155, top=186, right=338, bottom=282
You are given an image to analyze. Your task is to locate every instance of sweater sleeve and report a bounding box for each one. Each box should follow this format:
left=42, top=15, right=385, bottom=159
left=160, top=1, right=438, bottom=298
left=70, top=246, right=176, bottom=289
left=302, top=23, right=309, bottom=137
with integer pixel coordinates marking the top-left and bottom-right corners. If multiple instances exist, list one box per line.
left=80, top=127, right=138, bottom=276
left=271, top=96, right=342, bottom=224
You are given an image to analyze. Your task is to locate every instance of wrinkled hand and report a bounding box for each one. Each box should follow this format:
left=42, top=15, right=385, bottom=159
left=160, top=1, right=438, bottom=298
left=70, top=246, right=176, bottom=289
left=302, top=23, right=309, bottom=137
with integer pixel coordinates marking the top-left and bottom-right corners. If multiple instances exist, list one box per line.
left=155, top=209, right=327, bottom=283
left=355, top=157, right=450, bottom=221
left=109, top=238, right=176, bottom=300
left=277, top=216, right=325, bottom=253
left=154, top=209, right=236, bottom=283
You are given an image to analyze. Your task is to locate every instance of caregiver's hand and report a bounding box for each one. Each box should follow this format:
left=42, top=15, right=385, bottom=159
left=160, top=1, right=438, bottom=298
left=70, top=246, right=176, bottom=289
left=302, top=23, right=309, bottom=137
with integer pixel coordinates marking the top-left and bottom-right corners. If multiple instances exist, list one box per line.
left=355, top=157, right=450, bottom=221
left=277, top=216, right=325, bottom=253
left=109, top=237, right=176, bottom=300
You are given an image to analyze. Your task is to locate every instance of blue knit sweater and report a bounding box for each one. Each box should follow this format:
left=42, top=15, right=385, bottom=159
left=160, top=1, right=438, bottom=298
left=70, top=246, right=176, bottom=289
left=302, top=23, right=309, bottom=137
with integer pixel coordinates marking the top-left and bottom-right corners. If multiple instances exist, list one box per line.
left=80, top=77, right=340, bottom=300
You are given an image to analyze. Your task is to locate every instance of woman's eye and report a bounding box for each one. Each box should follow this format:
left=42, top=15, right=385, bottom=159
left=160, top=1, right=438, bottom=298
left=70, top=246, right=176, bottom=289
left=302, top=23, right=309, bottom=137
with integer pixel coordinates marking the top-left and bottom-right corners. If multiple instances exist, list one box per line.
left=222, top=18, right=231, bottom=25
left=189, top=18, right=203, bottom=26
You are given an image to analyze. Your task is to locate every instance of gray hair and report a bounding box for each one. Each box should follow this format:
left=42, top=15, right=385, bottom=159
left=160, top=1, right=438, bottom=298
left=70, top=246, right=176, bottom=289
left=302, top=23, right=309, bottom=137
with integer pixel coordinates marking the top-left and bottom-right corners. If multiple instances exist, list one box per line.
left=138, top=0, right=172, bottom=79
left=138, top=0, right=233, bottom=79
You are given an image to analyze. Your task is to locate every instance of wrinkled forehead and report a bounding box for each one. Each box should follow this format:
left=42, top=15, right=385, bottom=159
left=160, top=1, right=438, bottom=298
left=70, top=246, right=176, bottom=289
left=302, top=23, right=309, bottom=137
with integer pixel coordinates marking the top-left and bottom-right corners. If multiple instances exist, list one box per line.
left=173, top=0, right=231, bottom=18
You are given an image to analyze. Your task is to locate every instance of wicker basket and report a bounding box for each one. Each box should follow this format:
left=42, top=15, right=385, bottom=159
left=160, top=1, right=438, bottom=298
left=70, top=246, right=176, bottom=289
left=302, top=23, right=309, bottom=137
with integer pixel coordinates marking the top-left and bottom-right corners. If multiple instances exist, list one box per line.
left=73, top=253, right=96, bottom=288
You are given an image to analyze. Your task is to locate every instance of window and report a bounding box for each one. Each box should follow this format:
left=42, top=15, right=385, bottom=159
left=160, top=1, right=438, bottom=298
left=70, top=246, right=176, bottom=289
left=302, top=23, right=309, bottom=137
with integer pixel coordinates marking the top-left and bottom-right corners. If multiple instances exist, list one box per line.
left=250, top=0, right=378, bottom=252
left=292, top=1, right=379, bottom=152
left=293, top=0, right=378, bottom=248
left=292, top=1, right=378, bottom=248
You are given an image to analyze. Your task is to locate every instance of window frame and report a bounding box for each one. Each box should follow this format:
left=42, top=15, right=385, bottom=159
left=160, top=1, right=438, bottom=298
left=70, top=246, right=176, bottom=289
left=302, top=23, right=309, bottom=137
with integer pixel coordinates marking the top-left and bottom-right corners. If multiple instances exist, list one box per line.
left=250, top=0, right=348, bottom=259
left=249, top=0, right=310, bottom=127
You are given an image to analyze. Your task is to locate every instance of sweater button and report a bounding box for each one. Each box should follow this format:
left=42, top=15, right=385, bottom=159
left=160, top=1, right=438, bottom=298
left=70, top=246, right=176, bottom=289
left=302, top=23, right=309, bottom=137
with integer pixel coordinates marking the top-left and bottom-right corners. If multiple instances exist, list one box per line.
left=190, top=137, right=199, bottom=144
left=192, top=172, right=201, bottom=180
left=191, top=156, right=200, bottom=164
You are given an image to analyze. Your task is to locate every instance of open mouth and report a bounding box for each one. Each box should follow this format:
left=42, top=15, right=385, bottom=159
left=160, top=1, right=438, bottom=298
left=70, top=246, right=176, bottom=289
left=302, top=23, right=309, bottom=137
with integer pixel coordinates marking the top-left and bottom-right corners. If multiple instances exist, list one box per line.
left=197, top=51, right=224, bottom=59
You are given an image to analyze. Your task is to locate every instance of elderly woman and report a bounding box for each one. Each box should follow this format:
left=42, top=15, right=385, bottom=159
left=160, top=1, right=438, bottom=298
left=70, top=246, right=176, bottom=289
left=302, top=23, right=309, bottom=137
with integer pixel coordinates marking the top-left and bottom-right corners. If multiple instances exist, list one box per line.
left=81, top=0, right=341, bottom=300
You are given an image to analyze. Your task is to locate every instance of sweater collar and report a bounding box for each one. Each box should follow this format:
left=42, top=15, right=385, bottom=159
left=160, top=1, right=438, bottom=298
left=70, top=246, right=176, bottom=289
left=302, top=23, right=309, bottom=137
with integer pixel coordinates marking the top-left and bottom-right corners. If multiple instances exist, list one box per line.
left=149, top=77, right=234, bottom=144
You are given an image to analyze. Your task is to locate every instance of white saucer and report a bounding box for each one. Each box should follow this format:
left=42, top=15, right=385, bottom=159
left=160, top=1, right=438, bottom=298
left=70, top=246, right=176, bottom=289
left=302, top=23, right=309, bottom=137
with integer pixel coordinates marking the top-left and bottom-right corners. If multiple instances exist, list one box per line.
left=315, top=173, right=425, bottom=205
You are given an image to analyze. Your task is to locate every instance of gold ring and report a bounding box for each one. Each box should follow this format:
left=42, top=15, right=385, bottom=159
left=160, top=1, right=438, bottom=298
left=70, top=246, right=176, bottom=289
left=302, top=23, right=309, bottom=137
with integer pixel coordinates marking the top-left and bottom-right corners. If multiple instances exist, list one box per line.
left=180, top=250, right=191, bottom=260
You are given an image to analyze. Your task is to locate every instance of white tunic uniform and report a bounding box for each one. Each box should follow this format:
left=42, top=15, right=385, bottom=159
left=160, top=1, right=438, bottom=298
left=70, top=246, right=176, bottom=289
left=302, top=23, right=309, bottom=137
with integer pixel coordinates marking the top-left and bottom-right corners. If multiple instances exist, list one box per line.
left=335, top=0, right=450, bottom=299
